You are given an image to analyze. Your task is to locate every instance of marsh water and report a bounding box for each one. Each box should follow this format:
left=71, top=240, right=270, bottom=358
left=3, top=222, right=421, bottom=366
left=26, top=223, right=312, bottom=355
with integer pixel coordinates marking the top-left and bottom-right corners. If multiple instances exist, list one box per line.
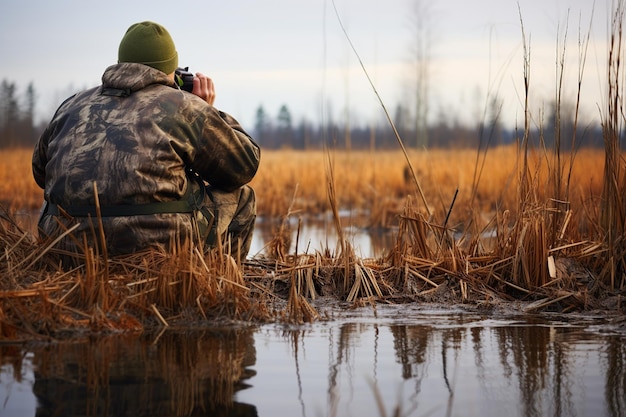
left=249, top=215, right=399, bottom=259
left=1, top=306, right=625, bottom=417
left=2, top=216, right=625, bottom=416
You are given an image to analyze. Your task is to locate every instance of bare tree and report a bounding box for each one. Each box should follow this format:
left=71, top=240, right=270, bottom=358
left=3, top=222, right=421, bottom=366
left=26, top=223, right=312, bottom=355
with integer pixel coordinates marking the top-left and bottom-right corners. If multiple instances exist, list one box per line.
left=408, top=0, right=434, bottom=149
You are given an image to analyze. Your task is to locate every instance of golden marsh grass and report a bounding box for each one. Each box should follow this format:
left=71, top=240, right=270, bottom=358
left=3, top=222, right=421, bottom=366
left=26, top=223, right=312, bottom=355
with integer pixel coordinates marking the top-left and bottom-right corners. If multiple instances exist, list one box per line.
left=242, top=146, right=605, bottom=229
left=0, top=147, right=42, bottom=211
left=1, top=146, right=605, bottom=229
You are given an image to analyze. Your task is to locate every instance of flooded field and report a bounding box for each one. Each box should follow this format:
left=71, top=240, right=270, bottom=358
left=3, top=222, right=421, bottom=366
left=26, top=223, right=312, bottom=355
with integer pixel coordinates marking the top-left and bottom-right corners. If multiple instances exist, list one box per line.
left=1, top=305, right=625, bottom=417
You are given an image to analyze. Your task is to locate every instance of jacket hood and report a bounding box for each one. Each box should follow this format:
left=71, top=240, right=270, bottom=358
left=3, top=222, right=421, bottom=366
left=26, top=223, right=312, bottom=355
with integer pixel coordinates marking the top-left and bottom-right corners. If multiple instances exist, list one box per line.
left=101, top=62, right=177, bottom=92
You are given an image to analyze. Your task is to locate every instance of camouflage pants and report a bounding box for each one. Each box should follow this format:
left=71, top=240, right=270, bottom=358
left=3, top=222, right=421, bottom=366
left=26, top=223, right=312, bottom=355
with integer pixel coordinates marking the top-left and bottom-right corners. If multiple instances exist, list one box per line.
left=38, top=183, right=256, bottom=268
left=204, top=184, right=256, bottom=262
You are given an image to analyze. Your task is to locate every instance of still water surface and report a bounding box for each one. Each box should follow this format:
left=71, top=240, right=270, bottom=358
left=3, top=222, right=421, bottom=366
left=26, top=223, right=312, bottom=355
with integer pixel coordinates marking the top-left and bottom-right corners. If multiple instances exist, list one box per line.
left=249, top=215, right=398, bottom=259
left=1, top=305, right=624, bottom=417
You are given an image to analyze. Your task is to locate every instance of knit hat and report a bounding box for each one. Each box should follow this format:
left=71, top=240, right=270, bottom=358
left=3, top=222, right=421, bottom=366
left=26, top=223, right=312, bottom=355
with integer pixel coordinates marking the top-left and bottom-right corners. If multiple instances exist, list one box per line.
left=118, top=21, right=178, bottom=74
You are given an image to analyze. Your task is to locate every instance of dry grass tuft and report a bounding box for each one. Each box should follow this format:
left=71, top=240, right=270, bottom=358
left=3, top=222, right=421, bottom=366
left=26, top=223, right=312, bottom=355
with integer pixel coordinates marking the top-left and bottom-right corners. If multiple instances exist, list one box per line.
left=0, top=210, right=274, bottom=340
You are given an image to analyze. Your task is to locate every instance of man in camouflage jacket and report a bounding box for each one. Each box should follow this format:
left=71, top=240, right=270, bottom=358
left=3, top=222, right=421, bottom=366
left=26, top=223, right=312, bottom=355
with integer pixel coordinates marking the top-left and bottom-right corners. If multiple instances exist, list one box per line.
left=32, top=21, right=260, bottom=265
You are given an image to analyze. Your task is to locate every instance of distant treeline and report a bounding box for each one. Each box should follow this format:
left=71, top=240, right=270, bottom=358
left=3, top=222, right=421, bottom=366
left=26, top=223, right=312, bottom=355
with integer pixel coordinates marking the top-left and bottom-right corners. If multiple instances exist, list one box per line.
left=253, top=103, right=606, bottom=150
left=0, top=80, right=42, bottom=148
left=0, top=79, right=606, bottom=150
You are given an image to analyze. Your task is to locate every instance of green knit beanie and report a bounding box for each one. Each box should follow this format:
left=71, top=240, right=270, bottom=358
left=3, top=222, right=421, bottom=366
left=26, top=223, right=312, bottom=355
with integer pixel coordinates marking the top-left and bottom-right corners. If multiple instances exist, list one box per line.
left=118, top=21, right=178, bottom=74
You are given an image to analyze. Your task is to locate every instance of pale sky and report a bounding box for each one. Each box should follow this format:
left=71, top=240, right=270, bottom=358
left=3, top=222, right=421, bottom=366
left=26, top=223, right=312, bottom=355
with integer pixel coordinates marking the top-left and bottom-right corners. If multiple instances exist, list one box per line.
left=0, top=0, right=614, bottom=131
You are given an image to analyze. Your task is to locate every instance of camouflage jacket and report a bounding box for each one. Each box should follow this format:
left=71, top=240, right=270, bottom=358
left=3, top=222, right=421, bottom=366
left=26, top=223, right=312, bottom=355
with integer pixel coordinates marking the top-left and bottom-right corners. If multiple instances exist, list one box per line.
left=32, top=63, right=260, bottom=256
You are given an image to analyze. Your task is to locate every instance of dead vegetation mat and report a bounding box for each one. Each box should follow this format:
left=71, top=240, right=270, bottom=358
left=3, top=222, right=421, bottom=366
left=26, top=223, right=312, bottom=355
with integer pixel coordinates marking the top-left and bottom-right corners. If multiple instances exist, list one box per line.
left=0, top=206, right=624, bottom=343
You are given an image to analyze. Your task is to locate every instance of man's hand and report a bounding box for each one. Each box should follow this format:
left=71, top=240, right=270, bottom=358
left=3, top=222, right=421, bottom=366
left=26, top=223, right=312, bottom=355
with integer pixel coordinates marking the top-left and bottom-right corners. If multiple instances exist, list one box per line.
left=192, top=72, right=216, bottom=106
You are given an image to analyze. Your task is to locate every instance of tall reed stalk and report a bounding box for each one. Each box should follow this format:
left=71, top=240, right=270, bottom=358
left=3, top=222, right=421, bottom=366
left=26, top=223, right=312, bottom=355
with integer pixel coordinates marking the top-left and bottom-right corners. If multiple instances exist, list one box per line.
left=599, top=0, right=626, bottom=289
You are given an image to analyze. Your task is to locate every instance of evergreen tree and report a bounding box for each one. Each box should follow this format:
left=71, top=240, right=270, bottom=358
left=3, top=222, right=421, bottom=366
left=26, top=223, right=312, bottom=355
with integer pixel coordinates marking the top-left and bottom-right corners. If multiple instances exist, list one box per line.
left=0, top=80, right=19, bottom=147
left=276, top=104, right=295, bottom=148
left=254, top=105, right=272, bottom=147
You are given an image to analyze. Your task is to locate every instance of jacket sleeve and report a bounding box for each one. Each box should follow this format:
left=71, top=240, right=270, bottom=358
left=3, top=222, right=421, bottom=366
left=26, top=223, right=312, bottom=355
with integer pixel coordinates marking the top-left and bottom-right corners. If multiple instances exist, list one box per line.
left=169, top=98, right=261, bottom=192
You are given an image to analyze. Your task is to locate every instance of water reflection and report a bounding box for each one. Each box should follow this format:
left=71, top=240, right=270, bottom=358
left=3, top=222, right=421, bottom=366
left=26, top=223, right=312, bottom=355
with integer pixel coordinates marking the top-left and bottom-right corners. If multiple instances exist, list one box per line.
left=1, top=327, right=258, bottom=417
left=251, top=216, right=397, bottom=258
left=244, top=310, right=626, bottom=417
left=1, top=309, right=624, bottom=417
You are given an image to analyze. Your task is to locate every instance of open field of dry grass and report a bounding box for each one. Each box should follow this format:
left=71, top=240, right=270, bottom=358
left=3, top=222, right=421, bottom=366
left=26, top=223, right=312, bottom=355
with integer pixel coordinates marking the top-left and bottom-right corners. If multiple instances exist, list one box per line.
left=0, top=145, right=607, bottom=230
left=0, top=147, right=42, bottom=211
left=250, top=146, right=606, bottom=228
